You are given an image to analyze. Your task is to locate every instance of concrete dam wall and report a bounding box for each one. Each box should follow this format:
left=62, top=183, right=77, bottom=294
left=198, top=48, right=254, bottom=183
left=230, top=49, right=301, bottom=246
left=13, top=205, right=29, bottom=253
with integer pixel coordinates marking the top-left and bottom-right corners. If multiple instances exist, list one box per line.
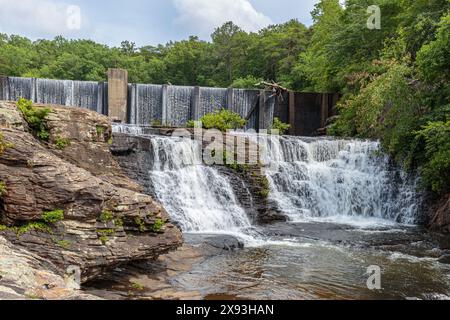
left=0, top=69, right=338, bottom=136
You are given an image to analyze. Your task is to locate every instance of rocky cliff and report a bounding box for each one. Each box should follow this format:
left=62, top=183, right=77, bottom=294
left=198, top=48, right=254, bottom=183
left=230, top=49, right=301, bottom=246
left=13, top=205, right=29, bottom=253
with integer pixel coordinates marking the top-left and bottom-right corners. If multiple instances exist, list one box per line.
left=0, top=101, right=182, bottom=292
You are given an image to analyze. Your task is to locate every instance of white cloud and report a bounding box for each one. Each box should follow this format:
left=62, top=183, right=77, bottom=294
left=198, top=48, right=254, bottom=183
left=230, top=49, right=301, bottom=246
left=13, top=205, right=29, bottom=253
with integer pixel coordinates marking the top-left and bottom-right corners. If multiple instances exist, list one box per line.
left=173, top=0, right=273, bottom=38
left=0, top=0, right=86, bottom=38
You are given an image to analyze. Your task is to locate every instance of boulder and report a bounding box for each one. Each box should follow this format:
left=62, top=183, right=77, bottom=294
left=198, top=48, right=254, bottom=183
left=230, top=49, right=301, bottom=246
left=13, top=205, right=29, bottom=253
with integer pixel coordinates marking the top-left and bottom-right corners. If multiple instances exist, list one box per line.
left=428, top=194, right=450, bottom=234
left=0, top=101, right=182, bottom=283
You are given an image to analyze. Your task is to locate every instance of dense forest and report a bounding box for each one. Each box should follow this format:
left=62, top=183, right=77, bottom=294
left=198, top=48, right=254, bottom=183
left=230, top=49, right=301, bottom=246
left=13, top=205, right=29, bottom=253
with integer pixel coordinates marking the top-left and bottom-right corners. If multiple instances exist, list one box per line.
left=0, top=0, right=449, bottom=197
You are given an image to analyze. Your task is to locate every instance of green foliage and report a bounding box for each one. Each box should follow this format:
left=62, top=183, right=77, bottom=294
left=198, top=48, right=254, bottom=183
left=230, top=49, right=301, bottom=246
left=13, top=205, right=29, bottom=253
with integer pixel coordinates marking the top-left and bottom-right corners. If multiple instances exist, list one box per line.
left=269, top=117, right=291, bottom=135
left=130, top=282, right=144, bottom=291
left=55, top=239, right=71, bottom=249
left=0, top=132, right=14, bottom=155
left=416, top=13, right=450, bottom=86
left=114, top=217, right=124, bottom=227
left=96, top=125, right=105, bottom=136
left=54, top=136, right=70, bottom=150
left=134, top=217, right=146, bottom=232
left=17, top=98, right=51, bottom=140
left=41, top=210, right=64, bottom=224
left=152, top=219, right=164, bottom=232
left=150, top=119, right=162, bottom=127
left=97, top=229, right=115, bottom=245
left=16, top=222, right=52, bottom=236
left=99, top=210, right=114, bottom=223
left=413, top=121, right=450, bottom=194
left=231, top=76, right=263, bottom=89
left=0, top=181, right=6, bottom=197
left=259, top=177, right=270, bottom=199
left=199, top=109, right=246, bottom=132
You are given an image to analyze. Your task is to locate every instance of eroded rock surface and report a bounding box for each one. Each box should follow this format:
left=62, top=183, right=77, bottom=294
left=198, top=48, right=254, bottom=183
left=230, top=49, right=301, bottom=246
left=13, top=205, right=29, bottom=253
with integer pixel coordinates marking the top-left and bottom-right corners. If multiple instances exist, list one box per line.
left=0, top=101, right=182, bottom=284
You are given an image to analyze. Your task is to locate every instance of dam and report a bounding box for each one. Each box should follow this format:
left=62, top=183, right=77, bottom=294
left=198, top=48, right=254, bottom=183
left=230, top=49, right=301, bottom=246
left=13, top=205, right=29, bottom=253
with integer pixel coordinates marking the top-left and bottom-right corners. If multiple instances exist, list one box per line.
left=0, top=69, right=338, bottom=136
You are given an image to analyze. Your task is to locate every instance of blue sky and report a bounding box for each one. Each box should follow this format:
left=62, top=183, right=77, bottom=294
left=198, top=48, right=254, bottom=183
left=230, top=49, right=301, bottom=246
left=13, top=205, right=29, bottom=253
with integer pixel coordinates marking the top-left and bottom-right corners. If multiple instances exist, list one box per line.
left=0, top=0, right=318, bottom=47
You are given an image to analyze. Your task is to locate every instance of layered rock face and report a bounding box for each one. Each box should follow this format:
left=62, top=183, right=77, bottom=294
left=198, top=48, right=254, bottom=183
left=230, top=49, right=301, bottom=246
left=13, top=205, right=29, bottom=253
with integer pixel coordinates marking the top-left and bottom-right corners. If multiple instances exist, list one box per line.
left=428, top=195, right=450, bottom=234
left=0, top=101, right=182, bottom=285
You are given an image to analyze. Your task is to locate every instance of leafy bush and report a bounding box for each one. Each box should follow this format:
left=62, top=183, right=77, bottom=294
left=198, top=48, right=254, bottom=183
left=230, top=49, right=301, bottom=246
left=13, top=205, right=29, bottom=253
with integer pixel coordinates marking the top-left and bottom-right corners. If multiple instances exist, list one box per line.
left=152, top=219, right=164, bottom=232
left=17, top=222, right=52, bottom=235
left=231, top=76, right=263, bottom=89
left=17, top=98, right=51, bottom=140
left=194, top=109, right=246, bottom=132
left=269, top=117, right=291, bottom=135
left=42, top=210, right=64, bottom=224
left=54, top=136, right=70, bottom=150
left=413, top=120, right=450, bottom=194
left=0, top=181, right=6, bottom=197
left=99, top=210, right=114, bottom=223
left=0, top=132, right=13, bottom=155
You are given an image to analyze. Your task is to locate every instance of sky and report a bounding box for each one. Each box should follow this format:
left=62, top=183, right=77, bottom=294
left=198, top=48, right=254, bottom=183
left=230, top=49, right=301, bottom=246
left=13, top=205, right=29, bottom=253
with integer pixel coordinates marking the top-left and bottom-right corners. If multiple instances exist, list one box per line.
left=0, top=0, right=318, bottom=47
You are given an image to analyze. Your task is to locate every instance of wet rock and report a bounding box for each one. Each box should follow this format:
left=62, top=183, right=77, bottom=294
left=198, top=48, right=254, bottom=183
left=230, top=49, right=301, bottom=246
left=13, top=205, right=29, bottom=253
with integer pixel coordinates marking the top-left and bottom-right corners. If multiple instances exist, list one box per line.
left=438, top=255, right=450, bottom=264
left=428, top=194, right=450, bottom=234
left=185, top=234, right=245, bottom=251
left=0, top=236, right=99, bottom=300
left=0, top=101, right=182, bottom=283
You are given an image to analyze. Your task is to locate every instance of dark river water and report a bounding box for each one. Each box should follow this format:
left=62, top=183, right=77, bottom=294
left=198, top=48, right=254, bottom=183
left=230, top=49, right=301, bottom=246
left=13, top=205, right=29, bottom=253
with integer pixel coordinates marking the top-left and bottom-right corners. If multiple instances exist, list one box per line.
left=174, top=221, right=450, bottom=300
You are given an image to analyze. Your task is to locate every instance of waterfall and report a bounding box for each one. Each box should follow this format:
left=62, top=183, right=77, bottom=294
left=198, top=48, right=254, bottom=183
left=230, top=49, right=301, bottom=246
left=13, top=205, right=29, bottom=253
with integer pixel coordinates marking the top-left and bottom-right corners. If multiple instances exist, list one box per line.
left=146, top=136, right=251, bottom=233
left=262, top=136, right=421, bottom=225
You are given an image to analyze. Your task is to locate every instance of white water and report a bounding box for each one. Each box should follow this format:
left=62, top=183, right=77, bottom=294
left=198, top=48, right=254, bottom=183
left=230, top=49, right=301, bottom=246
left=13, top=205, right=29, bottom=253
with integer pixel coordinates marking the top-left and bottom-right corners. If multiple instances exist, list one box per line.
left=147, top=136, right=251, bottom=233
left=262, top=136, right=420, bottom=226
left=112, top=125, right=421, bottom=237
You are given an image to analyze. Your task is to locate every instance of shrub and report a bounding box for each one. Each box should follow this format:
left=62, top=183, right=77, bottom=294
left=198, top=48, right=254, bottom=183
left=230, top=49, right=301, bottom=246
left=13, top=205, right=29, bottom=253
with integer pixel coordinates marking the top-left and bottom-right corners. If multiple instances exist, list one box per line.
left=413, top=120, right=450, bottom=194
left=17, top=222, right=52, bottom=235
left=96, top=125, right=105, bottom=136
left=134, top=217, right=146, bottom=232
left=99, top=210, right=114, bottom=223
left=0, top=132, right=13, bottom=155
left=42, top=210, right=64, bottom=224
left=17, top=98, right=51, bottom=140
left=54, top=136, right=70, bottom=150
left=231, top=76, right=263, bottom=89
left=152, top=219, right=164, bottom=232
left=196, top=109, right=246, bottom=132
left=269, top=117, right=291, bottom=135
left=0, top=181, right=6, bottom=197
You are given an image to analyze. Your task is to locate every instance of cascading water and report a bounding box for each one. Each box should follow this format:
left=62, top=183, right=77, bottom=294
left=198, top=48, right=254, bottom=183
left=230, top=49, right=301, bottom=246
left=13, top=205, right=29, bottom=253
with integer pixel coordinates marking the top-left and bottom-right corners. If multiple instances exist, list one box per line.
left=111, top=126, right=252, bottom=233
left=262, top=136, right=420, bottom=225
left=149, top=136, right=252, bottom=232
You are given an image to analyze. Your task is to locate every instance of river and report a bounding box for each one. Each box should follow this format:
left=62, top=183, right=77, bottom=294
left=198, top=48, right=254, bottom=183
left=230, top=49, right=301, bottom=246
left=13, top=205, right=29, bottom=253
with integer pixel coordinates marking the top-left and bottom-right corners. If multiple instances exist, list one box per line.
left=105, top=126, right=450, bottom=300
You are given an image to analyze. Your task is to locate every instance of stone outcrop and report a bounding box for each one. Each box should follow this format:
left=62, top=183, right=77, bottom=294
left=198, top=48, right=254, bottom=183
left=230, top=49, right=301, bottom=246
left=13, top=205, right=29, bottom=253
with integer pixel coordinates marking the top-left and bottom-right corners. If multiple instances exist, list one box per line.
left=428, top=194, right=450, bottom=234
left=0, top=101, right=182, bottom=283
left=0, top=236, right=100, bottom=300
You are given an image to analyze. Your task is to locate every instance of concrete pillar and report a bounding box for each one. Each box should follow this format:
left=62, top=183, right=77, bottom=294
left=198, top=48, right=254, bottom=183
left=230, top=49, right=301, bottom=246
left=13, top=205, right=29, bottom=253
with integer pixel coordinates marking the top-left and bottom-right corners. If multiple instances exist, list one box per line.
left=289, top=91, right=296, bottom=135
left=191, top=86, right=201, bottom=121
left=226, top=88, right=234, bottom=111
left=107, top=68, right=128, bottom=123
left=0, top=76, right=7, bottom=101
left=161, top=84, right=168, bottom=126
left=258, top=90, right=265, bottom=131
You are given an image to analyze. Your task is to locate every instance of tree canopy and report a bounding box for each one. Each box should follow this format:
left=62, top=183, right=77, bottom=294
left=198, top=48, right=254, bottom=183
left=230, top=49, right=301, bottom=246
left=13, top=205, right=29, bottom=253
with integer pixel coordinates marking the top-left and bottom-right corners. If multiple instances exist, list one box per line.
left=0, top=1, right=449, bottom=195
